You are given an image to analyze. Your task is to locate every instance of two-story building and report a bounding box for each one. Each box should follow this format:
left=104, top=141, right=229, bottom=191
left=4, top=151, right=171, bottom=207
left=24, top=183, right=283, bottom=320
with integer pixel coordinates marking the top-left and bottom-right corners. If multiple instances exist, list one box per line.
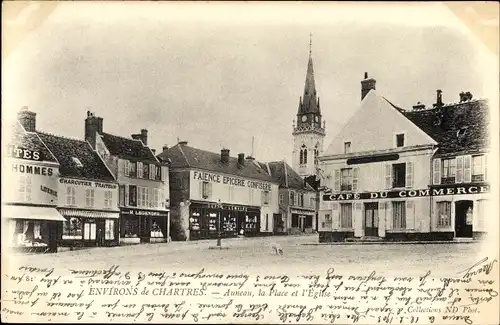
left=157, top=142, right=279, bottom=241
left=2, top=109, right=65, bottom=253
left=260, top=160, right=317, bottom=234
left=318, top=75, right=491, bottom=242
left=36, top=131, right=120, bottom=248
left=84, top=111, right=170, bottom=244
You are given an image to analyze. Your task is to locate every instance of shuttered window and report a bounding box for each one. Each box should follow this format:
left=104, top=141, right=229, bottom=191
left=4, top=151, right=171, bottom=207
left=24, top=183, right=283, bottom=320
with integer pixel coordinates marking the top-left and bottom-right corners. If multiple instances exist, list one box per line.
left=405, top=162, right=413, bottom=188
left=384, top=164, right=392, bottom=189
left=463, top=155, right=472, bottom=182
left=334, top=170, right=341, bottom=191
left=392, top=201, right=406, bottom=229
left=456, top=156, right=464, bottom=183
left=340, top=203, right=353, bottom=228
left=433, top=159, right=441, bottom=185
left=436, top=201, right=451, bottom=227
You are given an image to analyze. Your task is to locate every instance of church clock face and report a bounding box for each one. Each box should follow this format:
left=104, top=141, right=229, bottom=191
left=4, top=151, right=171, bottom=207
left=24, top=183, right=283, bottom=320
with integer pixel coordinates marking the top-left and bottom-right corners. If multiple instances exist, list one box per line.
left=301, top=115, right=307, bottom=122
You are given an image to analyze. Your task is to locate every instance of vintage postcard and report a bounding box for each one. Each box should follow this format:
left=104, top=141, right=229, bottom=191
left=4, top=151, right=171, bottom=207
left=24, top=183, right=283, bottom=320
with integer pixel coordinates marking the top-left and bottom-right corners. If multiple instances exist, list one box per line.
left=1, top=1, right=499, bottom=324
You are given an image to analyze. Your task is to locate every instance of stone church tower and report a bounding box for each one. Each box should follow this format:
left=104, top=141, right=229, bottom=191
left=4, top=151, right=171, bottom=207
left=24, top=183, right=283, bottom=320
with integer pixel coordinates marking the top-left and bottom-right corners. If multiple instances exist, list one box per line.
left=292, top=36, right=326, bottom=180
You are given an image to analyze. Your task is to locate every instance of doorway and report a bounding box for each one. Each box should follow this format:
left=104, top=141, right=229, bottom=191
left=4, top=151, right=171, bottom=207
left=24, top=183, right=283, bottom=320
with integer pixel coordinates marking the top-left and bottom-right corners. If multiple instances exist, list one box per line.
left=455, top=200, right=473, bottom=238
left=364, top=202, right=379, bottom=237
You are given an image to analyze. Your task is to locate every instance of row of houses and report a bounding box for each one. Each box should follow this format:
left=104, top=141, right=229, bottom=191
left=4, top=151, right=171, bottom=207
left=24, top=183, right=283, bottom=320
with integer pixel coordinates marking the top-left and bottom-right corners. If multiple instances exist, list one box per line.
left=317, top=75, right=492, bottom=242
left=3, top=108, right=317, bottom=253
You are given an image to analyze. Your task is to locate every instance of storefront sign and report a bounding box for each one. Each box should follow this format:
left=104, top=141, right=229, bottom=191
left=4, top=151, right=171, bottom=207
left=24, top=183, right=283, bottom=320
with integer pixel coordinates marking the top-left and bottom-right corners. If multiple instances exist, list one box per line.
left=207, top=203, right=247, bottom=211
left=12, top=163, right=54, bottom=176
left=192, top=171, right=272, bottom=191
left=290, top=209, right=315, bottom=216
left=323, top=184, right=490, bottom=201
left=6, top=145, right=43, bottom=161
left=40, top=186, right=57, bottom=197
left=59, top=178, right=117, bottom=189
left=121, top=208, right=168, bottom=217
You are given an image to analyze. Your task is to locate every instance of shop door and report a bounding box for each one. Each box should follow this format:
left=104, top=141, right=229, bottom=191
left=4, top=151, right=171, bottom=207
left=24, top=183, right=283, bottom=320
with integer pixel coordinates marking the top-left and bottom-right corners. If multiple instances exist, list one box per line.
left=95, top=221, right=105, bottom=247
left=364, top=203, right=379, bottom=237
left=141, top=216, right=151, bottom=243
left=455, top=201, right=473, bottom=238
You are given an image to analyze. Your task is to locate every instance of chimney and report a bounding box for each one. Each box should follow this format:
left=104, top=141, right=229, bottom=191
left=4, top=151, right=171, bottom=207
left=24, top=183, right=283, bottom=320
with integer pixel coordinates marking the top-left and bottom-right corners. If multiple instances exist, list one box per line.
left=85, top=111, right=104, bottom=149
left=361, top=72, right=376, bottom=101
left=433, top=89, right=443, bottom=108
left=246, top=155, right=255, bottom=161
left=140, top=129, right=148, bottom=145
left=459, top=91, right=473, bottom=103
left=412, top=102, right=426, bottom=111
left=17, top=106, right=36, bottom=132
left=131, top=134, right=141, bottom=141
left=221, top=148, right=230, bottom=164
left=151, top=149, right=156, bottom=155
left=238, top=153, right=245, bottom=165
left=179, top=141, right=188, bottom=146
left=162, top=144, right=169, bottom=152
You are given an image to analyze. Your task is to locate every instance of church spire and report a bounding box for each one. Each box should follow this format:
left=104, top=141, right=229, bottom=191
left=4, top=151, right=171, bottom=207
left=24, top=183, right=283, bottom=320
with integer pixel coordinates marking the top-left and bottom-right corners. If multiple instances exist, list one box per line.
left=298, top=33, right=319, bottom=115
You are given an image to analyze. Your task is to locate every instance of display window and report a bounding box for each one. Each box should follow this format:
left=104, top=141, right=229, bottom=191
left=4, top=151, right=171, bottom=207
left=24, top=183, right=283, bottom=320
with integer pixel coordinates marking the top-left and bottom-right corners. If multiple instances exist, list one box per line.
left=9, top=220, right=48, bottom=247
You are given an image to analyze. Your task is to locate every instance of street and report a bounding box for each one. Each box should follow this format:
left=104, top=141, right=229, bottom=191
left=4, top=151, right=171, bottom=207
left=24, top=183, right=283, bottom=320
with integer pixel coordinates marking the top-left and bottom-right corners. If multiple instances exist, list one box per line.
left=7, top=235, right=486, bottom=278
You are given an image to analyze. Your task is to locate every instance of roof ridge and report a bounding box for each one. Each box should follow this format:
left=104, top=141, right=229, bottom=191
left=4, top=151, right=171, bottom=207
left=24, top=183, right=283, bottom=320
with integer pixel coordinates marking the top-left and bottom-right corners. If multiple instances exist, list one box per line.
left=37, top=131, right=87, bottom=143
left=32, top=131, right=60, bottom=164
left=102, top=131, right=143, bottom=143
left=283, top=160, right=289, bottom=188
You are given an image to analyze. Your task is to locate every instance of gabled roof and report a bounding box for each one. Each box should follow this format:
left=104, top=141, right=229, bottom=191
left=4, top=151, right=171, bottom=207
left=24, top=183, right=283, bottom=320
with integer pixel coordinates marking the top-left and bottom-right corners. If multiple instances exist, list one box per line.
left=9, top=121, right=58, bottom=163
left=157, top=144, right=277, bottom=183
left=100, top=132, right=158, bottom=163
left=37, top=132, right=115, bottom=182
left=402, top=99, right=489, bottom=156
left=267, top=160, right=315, bottom=192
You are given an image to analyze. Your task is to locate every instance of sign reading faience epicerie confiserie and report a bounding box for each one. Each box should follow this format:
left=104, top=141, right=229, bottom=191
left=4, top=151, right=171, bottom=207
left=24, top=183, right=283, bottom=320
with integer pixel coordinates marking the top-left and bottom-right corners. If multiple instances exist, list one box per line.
left=323, top=184, right=490, bottom=201
left=192, top=170, right=272, bottom=191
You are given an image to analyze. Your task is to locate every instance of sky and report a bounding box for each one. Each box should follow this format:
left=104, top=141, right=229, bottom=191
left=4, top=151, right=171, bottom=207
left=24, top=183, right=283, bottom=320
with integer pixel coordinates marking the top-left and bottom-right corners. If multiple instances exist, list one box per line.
left=2, top=2, right=498, bottom=164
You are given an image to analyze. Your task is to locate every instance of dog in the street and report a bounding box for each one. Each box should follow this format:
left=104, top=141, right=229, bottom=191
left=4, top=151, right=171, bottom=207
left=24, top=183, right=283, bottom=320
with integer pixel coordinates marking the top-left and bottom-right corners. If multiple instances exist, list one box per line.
left=270, top=242, right=283, bottom=255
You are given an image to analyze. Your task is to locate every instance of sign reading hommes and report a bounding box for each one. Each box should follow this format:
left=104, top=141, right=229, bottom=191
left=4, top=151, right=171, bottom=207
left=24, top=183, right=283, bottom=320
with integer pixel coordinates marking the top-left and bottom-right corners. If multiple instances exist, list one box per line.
left=192, top=171, right=272, bottom=191
left=323, top=184, right=490, bottom=201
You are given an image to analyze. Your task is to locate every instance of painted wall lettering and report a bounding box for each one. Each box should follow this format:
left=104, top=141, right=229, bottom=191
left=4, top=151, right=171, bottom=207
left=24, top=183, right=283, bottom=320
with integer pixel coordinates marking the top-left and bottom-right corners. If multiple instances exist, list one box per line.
left=12, top=164, right=53, bottom=176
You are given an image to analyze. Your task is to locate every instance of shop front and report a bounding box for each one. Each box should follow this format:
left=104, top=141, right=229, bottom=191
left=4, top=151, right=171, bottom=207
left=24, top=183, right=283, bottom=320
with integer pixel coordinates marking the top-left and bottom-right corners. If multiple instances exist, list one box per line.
left=120, top=207, right=169, bottom=244
left=58, top=209, right=120, bottom=247
left=290, top=208, right=315, bottom=233
left=3, top=205, right=65, bottom=253
left=188, top=200, right=261, bottom=240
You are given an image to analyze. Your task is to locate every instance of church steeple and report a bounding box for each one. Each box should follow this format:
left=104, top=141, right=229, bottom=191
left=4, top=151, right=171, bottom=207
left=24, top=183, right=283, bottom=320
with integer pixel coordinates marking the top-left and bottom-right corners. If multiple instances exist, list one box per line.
left=298, top=33, right=321, bottom=116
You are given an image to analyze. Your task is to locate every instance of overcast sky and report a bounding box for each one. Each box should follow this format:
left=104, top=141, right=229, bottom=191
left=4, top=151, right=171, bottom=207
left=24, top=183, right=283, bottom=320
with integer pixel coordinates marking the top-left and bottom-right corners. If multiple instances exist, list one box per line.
left=3, top=2, right=497, bottom=164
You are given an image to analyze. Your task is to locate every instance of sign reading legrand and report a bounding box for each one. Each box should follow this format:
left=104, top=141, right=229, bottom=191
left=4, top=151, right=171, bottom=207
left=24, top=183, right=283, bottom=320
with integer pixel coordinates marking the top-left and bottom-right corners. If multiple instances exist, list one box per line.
left=121, top=208, right=168, bottom=217
left=323, top=184, right=490, bottom=201
left=59, top=178, right=117, bottom=189
left=192, top=170, right=272, bottom=191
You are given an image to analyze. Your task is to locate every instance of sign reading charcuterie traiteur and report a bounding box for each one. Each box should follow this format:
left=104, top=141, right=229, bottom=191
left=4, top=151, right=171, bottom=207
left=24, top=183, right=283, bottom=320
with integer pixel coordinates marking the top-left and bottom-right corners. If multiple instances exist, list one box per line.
left=323, top=184, right=490, bottom=201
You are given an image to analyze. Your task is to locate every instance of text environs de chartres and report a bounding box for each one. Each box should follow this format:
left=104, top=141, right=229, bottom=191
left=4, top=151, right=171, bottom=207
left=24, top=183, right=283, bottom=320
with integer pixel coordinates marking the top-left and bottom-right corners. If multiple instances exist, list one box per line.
left=323, top=185, right=490, bottom=201
left=192, top=170, right=272, bottom=192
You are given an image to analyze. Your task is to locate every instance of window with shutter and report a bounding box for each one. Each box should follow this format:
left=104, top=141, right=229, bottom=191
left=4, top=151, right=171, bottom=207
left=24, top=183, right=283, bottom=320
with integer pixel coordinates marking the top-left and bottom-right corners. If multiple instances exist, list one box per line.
left=464, top=155, right=471, bottom=183
left=124, top=160, right=130, bottom=177
left=137, top=162, right=143, bottom=178
left=392, top=201, right=406, bottom=229
left=405, top=162, right=413, bottom=188
left=334, top=170, right=340, bottom=191
left=161, top=166, right=166, bottom=182
left=456, top=156, right=464, bottom=183
left=352, top=167, right=359, bottom=192
left=405, top=201, right=415, bottom=229
left=125, top=185, right=129, bottom=206
left=129, top=185, right=137, bottom=207
left=433, top=159, right=441, bottom=185
left=118, top=159, right=125, bottom=177
left=384, top=164, right=392, bottom=189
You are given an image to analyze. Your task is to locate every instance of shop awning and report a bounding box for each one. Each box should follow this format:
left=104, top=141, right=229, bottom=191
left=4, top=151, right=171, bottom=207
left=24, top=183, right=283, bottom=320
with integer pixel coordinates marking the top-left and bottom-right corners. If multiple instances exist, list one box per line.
left=58, top=208, right=120, bottom=219
left=3, top=205, right=67, bottom=222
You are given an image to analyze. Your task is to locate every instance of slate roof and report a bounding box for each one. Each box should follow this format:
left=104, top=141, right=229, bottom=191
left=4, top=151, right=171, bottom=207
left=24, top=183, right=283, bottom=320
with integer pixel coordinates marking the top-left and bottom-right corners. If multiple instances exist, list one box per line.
left=157, top=144, right=277, bottom=183
left=37, top=132, right=115, bottom=182
left=267, top=161, right=315, bottom=191
left=402, top=99, right=489, bottom=156
left=9, top=122, right=58, bottom=163
left=100, top=132, right=158, bottom=163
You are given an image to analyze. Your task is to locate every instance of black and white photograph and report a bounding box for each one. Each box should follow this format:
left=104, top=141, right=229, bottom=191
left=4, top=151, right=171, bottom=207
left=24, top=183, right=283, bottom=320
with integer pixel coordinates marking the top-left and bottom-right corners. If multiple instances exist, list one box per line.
left=2, top=1, right=499, bottom=324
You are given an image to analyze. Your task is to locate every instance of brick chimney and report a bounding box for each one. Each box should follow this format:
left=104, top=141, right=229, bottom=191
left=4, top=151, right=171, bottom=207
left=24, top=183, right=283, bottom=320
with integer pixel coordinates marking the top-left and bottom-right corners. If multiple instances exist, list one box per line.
left=140, top=129, right=148, bottom=145
left=17, top=106, right=36, bottom=132
left=221, top=148, right=230, bottom=164
left=361, top=72, right=376, bottom=101
left=179, top=141, right=188, bottom=146
left=85, top=111, right=103, bottom=149
left=238, top=153, right=245, bottom=165
left=245, top=155, right=255, bottom=161
left=433, top=89, right=444, bottom=108
left=131, top=134, right=141, bottom=141
left=162, top=144, right=169, bottom=152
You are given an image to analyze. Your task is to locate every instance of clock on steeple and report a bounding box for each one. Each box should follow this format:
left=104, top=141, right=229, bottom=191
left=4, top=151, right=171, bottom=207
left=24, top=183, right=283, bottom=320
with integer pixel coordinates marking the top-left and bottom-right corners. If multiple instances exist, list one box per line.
left=292, top=33, right=326, bottom=179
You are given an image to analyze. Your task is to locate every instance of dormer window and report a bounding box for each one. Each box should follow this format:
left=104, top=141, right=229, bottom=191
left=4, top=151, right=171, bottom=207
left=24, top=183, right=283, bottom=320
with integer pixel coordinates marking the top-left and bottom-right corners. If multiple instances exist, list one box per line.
left=72, top=157, right=83, bottom=167
left=457, top=127, right=467, bottom=139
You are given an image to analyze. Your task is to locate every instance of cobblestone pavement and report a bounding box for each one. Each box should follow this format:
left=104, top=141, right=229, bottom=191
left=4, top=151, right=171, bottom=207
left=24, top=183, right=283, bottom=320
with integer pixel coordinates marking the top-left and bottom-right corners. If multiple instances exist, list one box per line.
left=7, top=234, right=486, bottom=278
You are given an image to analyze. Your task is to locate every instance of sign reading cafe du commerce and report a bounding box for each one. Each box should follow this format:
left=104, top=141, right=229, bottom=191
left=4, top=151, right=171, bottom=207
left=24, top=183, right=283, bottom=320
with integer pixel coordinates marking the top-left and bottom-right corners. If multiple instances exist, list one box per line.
left=192, top=170, right=273, bottom=191
left=323, top=184, right=490, bottom=201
